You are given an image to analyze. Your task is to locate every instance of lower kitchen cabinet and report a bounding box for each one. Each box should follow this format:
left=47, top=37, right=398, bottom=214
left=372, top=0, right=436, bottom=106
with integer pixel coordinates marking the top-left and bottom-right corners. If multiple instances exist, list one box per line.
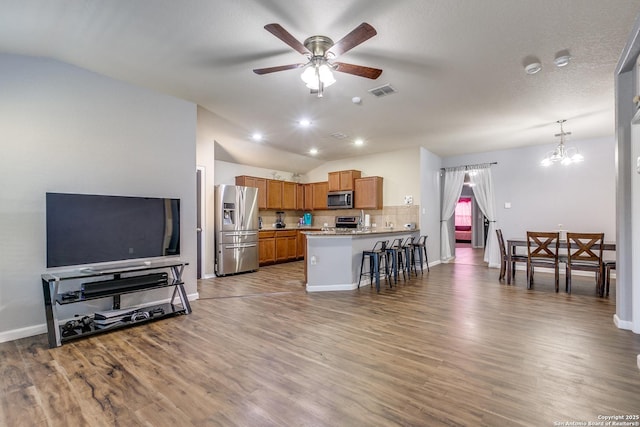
left=297, top=230, right=306, bottom=259
left=258, top=231, right=276, bottom=265
left=259, top=230, right=297, bottom=266
left=276, top=230, right=297, bottom=262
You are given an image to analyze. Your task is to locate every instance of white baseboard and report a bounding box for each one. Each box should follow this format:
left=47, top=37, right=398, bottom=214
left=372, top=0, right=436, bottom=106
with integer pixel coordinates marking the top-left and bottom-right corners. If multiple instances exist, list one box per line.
left=613, top=314, right=633, bottom=330
left=0, top=291, right=200, bottom=344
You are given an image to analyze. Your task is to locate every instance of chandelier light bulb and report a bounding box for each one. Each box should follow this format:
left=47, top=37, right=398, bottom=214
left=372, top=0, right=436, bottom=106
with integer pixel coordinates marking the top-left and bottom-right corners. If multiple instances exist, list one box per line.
left=540, top=120, right=583, bottom=167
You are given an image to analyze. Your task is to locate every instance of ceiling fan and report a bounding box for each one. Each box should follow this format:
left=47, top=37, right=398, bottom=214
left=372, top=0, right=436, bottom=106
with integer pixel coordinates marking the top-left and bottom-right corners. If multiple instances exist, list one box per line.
left=253, top=22, right=383, bottom=97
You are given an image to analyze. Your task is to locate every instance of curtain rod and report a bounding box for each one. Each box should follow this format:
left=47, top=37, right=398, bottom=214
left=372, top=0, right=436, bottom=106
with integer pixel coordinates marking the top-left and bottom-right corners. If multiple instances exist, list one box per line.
left=440, top=161, right=497, bottom=171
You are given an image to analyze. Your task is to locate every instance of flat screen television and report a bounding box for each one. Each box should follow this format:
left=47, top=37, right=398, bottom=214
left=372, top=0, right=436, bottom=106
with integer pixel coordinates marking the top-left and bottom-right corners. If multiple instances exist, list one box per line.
left=46, top=192, right=180, bottom=268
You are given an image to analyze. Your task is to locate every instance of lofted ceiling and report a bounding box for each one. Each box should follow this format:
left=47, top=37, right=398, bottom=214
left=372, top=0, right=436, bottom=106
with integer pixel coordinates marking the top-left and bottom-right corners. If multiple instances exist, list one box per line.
left=1, top=0, right=639, bottom=173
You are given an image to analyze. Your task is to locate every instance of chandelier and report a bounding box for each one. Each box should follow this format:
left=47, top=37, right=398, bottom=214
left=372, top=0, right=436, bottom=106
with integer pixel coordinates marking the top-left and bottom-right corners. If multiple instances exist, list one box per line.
left=540, top=120, right=584, bottom=167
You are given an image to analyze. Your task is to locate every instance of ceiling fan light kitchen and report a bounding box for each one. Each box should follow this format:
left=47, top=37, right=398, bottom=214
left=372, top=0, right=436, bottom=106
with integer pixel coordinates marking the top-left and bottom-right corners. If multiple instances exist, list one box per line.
left=301, top=63, right=336, bottom=90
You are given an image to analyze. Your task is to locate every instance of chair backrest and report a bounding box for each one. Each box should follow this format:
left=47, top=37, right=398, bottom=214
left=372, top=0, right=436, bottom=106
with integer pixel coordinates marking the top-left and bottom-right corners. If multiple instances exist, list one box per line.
left=388, top=238, right=403, bottom=250
left=401, top=236, right=414, bottom=248
left=526, top=231, right=560, bottom=260
left=416, top=235, right=427, bottom=246
left=566, top=232, right=604, bottom=263
left=372, top=240, right=388, bottom=252
left=496, top=229, right=506, bottom=257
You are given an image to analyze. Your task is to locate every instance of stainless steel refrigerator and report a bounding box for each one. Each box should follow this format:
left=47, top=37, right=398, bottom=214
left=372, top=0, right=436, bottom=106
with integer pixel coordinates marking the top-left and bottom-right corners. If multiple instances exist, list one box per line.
left=214, top=185, right=259, bottom=276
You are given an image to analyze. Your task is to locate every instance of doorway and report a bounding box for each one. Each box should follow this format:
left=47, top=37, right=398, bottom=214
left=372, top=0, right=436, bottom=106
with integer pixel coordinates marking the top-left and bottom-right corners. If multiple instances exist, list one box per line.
left=196, top=166, right=205, bottom=279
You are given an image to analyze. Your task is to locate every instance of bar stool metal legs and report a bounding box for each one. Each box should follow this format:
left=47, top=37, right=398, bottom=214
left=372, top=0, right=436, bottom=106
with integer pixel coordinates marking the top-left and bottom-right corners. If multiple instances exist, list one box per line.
left=358, top=240, right=389, bottom=292
left=410, top=235, right=429, bottom=275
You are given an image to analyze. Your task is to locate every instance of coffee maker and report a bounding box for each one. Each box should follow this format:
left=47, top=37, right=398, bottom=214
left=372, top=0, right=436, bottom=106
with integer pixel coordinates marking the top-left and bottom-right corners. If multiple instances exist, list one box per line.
left=275, top=211, right=286, bottom=228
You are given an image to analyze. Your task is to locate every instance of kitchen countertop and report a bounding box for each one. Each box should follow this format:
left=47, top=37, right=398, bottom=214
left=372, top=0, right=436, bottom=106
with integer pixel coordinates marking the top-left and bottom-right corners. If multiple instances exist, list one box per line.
left=259, top=226, right=320, bottom=231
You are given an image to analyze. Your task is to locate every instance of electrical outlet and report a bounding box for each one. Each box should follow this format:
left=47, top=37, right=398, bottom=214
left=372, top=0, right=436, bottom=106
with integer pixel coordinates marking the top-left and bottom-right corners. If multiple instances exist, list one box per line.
left=404, top=195, right=413, bottom=205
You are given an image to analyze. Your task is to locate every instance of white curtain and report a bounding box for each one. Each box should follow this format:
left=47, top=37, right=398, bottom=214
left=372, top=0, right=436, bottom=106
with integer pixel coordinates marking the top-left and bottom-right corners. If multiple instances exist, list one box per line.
left=469, top=166, right=500, bottom=268
left=440, top=168, right=466, bottom=261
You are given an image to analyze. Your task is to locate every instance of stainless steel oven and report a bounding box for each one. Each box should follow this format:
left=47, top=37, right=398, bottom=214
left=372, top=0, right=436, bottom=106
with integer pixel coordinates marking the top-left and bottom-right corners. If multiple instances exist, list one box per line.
left=327, top=190, right=353, bottom=209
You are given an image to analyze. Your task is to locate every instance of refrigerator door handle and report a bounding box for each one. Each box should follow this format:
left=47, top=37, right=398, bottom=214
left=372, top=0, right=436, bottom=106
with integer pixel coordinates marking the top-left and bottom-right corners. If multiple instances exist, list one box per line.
left=226, top=244, right=257, bottom=249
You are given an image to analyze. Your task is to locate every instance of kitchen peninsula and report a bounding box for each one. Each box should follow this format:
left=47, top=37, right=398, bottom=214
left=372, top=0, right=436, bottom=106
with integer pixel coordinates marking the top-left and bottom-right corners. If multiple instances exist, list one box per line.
left=304, top=228, right=419, bottom=292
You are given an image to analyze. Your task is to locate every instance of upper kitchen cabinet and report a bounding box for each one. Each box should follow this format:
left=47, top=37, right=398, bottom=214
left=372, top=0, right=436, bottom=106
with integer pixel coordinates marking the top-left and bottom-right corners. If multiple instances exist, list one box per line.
left=282, top=181, right=297, bottom=210
left=235, top=175, right=267, bottom=209
left=304, top=184, right=313, bottom=210
left=328, top=170, right=361, bottom=191
left=296, top=184, right=305, bottom=210
left=354, top=176, right=383, bottom=209
left=312, top=181, right=329, bottom=210
left=267, top=180, right=283, bottom=209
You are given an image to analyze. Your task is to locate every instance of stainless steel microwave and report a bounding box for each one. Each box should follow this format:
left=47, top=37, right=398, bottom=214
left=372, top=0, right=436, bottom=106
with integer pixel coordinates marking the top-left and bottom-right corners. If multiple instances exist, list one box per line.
left=327, top=190, right=353, bottom=209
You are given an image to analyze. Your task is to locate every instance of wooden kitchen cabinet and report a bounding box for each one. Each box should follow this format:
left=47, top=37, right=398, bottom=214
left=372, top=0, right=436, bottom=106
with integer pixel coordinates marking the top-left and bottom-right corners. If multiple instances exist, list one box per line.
left=297, top=230, right=306, bottom=259
left=354, top=176, right=383, bottom=209
left=296, top=184, right=305, bottom=210
left=235, top=175, right=267, bottom=209
left=267, top=179, right=282, bottom=209
left=275, top=230, right=297, bottom=262
left=312, top=181, right=329, bottom=210
left=304, top=184, right=313, bottom=210
left=328, top=170, right=361, bottom=191
left=258, top=231, right=276, bottom=265
left=282, top=181, right=297, bottom=210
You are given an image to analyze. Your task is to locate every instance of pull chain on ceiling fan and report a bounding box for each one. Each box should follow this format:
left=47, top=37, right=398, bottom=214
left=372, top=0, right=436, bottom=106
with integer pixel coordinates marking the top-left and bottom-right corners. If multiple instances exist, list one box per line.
left=253, top=22, right=383, bottom=97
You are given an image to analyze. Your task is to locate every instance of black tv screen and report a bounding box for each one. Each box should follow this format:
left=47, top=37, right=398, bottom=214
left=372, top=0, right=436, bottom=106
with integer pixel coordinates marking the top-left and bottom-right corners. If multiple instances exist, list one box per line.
left=46, top=192, right=180, bottom=268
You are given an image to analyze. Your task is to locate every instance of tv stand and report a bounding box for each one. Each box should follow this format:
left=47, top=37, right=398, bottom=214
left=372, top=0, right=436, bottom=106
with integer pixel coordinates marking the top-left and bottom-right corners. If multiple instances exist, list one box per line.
left=41, top=260, right=191, bottom=348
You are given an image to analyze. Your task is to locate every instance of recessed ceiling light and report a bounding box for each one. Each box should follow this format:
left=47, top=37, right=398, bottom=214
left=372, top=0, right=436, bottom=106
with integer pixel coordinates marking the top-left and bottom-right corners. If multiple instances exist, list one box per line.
left=525, top=62, right=542, bottom=75
left=309, top=148, right=318, bottom=155
left=553, top=55, right=571, bottom=67
left=251, top=132, right=263, bottom=141
left=299, top=119, right=312, bottom=127
left=354, top=138, right=364, bottom=146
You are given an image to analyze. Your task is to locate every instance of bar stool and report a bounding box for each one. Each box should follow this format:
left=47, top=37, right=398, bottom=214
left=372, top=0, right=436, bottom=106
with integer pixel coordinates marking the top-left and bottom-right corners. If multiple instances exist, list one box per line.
left=385, top=238, right=404, bottom=283
left=358, top=240, right=390, bottom=292
left=409, top=235, right=430, bottom=275
left=401, top=236, right=416, bottom=277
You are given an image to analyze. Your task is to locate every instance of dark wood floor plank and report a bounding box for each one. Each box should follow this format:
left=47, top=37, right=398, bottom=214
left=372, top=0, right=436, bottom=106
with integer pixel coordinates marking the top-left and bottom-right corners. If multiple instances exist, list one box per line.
left=1, top=250, right=638, bottom=426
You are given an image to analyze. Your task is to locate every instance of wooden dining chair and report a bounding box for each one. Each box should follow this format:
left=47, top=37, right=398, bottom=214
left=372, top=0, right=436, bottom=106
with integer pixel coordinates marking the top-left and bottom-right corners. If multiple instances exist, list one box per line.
left=603, top=260, right=616, bottom=297
left=526, top=231, right=560, bottom=292
left=565, top=232, right=604, bottom=295
left=496, top=229, right=527, bottom=282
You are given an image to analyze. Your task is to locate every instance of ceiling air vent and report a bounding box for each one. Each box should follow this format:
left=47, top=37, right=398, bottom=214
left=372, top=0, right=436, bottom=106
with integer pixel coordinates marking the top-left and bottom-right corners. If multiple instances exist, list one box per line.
left=368, top=84, right=397, bottom=98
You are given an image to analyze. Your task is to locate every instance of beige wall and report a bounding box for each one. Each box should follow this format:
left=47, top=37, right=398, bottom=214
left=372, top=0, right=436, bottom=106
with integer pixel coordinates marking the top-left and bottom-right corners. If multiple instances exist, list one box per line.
left=306, top=147, right=422, bottom=206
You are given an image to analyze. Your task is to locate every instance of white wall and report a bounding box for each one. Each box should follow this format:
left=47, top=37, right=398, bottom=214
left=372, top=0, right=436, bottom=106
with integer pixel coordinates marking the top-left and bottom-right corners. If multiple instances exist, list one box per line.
left=0, top=54, right=197, bottom=342
left=306, top=147, right=422, bottom=206
left=442, top=136, right=616, bottom=242
left=419, top=147, right=443, bottom=266
left=196, top=107, right=218, bottom=277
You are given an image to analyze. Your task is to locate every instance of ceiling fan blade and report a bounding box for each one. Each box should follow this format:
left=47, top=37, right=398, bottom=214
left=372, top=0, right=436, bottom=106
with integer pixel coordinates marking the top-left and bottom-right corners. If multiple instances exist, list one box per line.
left=333, top=62, right=383, bottom=79
left=264, top=23, right=310, bottom=56
left=327, top=23, right=377, bottom=58
left=253, top=63, right=306, bottom=75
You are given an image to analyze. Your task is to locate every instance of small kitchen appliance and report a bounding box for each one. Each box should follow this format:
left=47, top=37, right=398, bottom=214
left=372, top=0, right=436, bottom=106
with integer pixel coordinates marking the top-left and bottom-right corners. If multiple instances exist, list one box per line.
left=303, top=212, right=312, bottom=226
left=275, top=211, right=286, bottom=228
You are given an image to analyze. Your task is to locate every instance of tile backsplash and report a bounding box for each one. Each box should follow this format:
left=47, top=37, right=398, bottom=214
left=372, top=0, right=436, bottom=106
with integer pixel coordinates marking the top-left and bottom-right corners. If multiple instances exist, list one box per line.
left=259, top=205, right=419, bottom=229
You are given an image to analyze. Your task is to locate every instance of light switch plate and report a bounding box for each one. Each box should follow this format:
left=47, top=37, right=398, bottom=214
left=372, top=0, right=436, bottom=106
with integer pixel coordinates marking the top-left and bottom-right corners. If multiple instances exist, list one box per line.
left=504, top=202, right=512, bottom=209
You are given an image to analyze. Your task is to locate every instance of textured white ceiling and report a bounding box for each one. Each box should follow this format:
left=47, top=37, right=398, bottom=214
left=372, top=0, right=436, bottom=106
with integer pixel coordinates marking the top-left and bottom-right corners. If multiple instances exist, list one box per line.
left=1, top=0, right=639, bottom=173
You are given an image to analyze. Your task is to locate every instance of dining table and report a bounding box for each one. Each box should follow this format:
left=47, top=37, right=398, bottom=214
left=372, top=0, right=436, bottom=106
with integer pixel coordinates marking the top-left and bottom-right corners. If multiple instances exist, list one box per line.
left=505, top=238, right=616, bottom=285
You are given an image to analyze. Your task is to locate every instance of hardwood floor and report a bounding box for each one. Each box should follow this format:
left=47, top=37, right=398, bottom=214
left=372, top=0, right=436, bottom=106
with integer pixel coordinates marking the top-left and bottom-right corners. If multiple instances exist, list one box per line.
left=1, top=258, right=638, bottom=426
